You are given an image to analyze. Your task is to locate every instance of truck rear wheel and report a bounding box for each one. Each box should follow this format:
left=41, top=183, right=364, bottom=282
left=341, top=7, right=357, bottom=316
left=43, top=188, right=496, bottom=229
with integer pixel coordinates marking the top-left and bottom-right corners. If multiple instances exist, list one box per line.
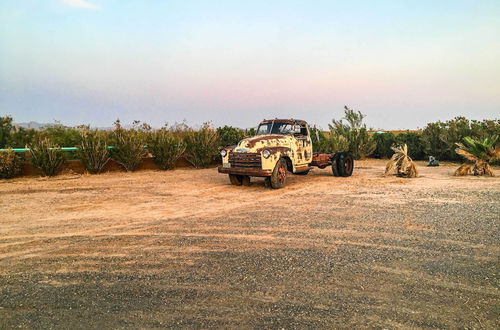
left=332, top=154, right=340, bottom=177
left=229, top=174, right=243, bottom=185
left=270, top=158, right=287, bottom=189
left=337, top=152, right=354, bottom=177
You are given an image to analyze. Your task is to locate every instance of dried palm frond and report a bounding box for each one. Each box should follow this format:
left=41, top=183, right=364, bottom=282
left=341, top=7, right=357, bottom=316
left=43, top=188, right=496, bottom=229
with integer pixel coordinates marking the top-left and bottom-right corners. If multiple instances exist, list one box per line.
left=454, top=164, right=471, bottom=176
left=385, top=144, right=418, bottom=178
left=455, top=135, right=498, bottom=177
left=473, top=160, right=494, bottom=177
left=455, top=145, right=478, bottom=162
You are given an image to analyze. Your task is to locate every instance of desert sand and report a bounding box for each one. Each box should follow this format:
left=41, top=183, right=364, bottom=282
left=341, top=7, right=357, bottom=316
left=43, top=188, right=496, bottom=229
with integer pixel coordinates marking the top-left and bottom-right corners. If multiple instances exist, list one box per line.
left=1, top=159, right=498, bottom=328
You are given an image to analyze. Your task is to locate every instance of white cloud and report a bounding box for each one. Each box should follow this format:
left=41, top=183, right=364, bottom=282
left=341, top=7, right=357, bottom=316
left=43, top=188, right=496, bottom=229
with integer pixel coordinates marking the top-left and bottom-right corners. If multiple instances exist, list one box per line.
left=62, top=0, right=99, bottom=10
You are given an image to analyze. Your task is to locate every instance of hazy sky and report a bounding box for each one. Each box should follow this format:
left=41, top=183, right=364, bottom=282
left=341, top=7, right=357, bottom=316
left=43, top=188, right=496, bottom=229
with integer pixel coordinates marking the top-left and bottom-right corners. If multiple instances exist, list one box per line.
left=1, top=0, right=499, bottom=129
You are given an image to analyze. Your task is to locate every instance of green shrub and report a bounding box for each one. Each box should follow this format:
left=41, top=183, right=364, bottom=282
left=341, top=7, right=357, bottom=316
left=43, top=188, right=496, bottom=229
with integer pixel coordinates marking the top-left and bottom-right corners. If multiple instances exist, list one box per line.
left=29, top=138, right=65, bottom=176
left=0, top=149, right=23, bottom=179
left=0, top=116, right=14, bottom=148
left=328, top=106, right=376, bottom=159
left=149, top=128, right=186, bottom=170
left=246, top=127, right=256, bottom=137
left=422, top=117, right=500, bottom=161
left=396, top=132, right=425, bottom=160
left=32, top=123, right=81, bottom=160
left=373, top=132, right=396, bottom=158
left=310, top=126, right=330, bottom=153
left=184, top=122, right=219, bottom=168
left=8, top=126, right=37, bottom=148
left=217, top=125, right=245, bottom=147
left=77, top=128, right=110, bottom=174
left=110, top=120, right=148, bottom=172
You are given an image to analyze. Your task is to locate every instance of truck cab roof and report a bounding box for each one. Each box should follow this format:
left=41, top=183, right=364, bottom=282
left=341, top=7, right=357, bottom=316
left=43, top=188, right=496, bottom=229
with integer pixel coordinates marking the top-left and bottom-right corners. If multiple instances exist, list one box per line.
left=260, top=119, right=308, bottom=126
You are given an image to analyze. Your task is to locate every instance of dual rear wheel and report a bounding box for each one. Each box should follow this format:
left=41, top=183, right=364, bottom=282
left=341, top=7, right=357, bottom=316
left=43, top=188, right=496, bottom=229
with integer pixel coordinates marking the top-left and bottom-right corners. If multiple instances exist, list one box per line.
left=332, top=152, right=354, bottom=177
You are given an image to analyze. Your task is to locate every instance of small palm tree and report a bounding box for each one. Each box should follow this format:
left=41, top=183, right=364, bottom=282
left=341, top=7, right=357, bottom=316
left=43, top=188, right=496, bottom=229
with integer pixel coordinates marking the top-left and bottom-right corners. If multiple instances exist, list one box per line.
left=454, top=136, right=499, bottom=176
left=385, top=144, right=418, bottom=178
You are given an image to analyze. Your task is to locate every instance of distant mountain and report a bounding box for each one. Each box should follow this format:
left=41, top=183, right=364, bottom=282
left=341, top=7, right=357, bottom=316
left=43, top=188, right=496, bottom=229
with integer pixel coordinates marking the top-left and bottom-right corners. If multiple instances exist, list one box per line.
left=14, top=121, right=50, bottom=130
left=14, top=122, right=115, bottom=130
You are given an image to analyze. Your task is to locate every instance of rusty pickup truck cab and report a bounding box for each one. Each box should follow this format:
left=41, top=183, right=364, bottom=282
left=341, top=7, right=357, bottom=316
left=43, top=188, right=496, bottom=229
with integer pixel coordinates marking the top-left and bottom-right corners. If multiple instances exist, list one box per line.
left=218, top=119, right=354, bottom=188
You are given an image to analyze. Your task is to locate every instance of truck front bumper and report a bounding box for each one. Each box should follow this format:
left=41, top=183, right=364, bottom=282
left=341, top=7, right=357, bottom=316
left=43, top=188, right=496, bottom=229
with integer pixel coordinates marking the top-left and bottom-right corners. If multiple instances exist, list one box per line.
left=218, top=166, right=272, bottom=177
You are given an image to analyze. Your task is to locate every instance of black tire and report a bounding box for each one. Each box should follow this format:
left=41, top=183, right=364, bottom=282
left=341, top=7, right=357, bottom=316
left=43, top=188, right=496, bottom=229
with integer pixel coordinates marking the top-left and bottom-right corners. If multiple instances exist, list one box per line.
left=229, top=174, right=243, bottom=185
left=293, top=169, right=310, bottom=175
left=264, top=177, right=271, bottom=188
left=270, top=158, right=287, bottom=189
left=331, top=154, right=340, bottom=177
left=337, top=152, right=354, bottom=177
left=241, top=176, right=251, bottom=186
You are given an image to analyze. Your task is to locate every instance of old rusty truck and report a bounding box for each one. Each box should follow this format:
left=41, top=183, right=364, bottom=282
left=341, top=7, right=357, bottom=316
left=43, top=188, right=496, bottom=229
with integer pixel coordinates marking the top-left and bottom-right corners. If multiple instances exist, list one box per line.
left=218, top=119, right=354, bottom=188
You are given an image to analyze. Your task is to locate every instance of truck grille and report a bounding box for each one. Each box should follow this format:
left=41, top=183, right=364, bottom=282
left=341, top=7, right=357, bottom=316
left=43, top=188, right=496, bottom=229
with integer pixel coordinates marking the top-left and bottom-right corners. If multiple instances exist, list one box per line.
left=229, top=152, right=262, bottom=168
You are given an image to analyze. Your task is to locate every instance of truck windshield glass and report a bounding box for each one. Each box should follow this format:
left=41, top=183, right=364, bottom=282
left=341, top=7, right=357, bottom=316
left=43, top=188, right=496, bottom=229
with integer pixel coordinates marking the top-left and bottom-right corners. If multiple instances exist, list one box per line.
left=256, top=123, right=295, bottom=135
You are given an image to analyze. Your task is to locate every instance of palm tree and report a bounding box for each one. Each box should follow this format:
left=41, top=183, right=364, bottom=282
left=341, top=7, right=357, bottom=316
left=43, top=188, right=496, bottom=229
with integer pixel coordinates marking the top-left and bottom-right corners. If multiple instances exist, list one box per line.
left=385, top=144, right=418, bottom=178
left=454, top=136, right=499, bottom=176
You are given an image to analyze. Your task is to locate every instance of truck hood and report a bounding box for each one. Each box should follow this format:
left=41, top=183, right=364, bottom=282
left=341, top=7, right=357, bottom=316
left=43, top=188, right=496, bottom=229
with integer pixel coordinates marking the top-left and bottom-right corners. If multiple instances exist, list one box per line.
left=234, top=134, right=291, bottom=153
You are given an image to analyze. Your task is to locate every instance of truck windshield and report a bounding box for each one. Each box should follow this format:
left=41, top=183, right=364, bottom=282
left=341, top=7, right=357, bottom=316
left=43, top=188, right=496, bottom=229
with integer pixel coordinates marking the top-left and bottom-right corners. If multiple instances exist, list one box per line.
left=256, top=123, right=294, bottom=135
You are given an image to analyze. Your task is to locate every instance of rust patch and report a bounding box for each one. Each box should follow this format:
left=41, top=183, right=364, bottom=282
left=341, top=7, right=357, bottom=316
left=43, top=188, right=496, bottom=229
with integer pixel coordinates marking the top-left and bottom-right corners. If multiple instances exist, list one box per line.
left=245, top=135, right=286, bottom=148
left=310, top=153, right=333, bottom=168
left=218, top=166, right=272, bottom=177
left=294, top=165, right=311, bottom=172
left=256, top=146, right=291, bottom=154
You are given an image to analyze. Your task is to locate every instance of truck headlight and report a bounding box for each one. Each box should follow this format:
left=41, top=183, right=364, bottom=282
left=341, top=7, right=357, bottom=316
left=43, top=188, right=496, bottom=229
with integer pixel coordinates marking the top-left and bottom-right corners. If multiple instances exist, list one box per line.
left=262, top=149, right=271, bottom=159
left=220, top=149, right=227, bottom=157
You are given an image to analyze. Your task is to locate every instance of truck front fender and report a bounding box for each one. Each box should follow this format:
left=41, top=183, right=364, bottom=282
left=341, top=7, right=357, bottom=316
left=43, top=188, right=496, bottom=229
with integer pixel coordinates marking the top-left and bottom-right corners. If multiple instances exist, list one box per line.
left=259, top=147, right=292, bottom=171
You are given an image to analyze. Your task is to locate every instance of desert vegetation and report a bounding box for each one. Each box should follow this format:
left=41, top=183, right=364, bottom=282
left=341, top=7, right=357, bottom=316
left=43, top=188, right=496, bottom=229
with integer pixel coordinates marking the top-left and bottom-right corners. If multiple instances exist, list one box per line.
left=110, top=120, right=149, bottom=172
left=28, top=138, right=65, bottom=177
left=184, top=123, right=220, bottom=168
left=0, top=112, right=498, bottom=178
left=77, top=128, right=111, bottom=174
left=454, top=135, right=499, bottom=176
left=327, top=106, right=376, bottom=159
left=384, top=144, right=418, bottom=178
left=148, top=125, right=187, bottom=170
left=0, top=148, right=23, bottom=179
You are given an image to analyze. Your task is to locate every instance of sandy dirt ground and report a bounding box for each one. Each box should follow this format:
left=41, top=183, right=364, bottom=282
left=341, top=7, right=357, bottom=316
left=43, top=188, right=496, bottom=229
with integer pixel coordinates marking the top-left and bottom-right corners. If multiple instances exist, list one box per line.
left=0, top=159, right=499, bottom=329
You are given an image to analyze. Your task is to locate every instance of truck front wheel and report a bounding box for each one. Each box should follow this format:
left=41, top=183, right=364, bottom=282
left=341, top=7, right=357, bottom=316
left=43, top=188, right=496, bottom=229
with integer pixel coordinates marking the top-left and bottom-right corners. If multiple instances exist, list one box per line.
left=270, top=158, right=287, bottom=189
left=229, top=174, right=243, bottom=185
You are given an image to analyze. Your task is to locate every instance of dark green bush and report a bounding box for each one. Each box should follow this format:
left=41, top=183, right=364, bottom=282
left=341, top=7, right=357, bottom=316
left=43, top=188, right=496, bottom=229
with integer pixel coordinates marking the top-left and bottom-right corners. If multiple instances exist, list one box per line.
left=149, top=128, right=186, bottom=170
left=245, top=127, right=256, bottom=137
left=0, top=149, right=23, bottom=179
left=29, top=138, right=65, bottom=176
left=77, top=128, right=110, bottom=174
left=373, top=132, right=396, bottom=158
left=217, top=125, right=246, bottom=147
left=0, top=116, right=14, bottom=148
left=0, top=116, right=38, bottom=148
left=8, top=127, right=37, bottom=148
left=310, top=126, right=330, bottom=153
left=184, top=123, right=219, bottom=168
left=110, top=120, right=148, bottom=172
left=39, top=122, right=81, bottom=147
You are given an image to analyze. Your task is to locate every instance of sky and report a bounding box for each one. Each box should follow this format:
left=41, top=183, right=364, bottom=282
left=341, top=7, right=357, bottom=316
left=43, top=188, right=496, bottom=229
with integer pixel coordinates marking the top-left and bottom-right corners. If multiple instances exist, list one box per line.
left=1, top=0, right=499, bottom=130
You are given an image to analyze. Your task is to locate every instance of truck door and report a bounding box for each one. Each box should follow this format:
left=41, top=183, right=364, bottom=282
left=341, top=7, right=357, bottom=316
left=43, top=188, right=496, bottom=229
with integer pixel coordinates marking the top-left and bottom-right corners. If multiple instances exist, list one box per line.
left=293, top=124, right=313, bottom=165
